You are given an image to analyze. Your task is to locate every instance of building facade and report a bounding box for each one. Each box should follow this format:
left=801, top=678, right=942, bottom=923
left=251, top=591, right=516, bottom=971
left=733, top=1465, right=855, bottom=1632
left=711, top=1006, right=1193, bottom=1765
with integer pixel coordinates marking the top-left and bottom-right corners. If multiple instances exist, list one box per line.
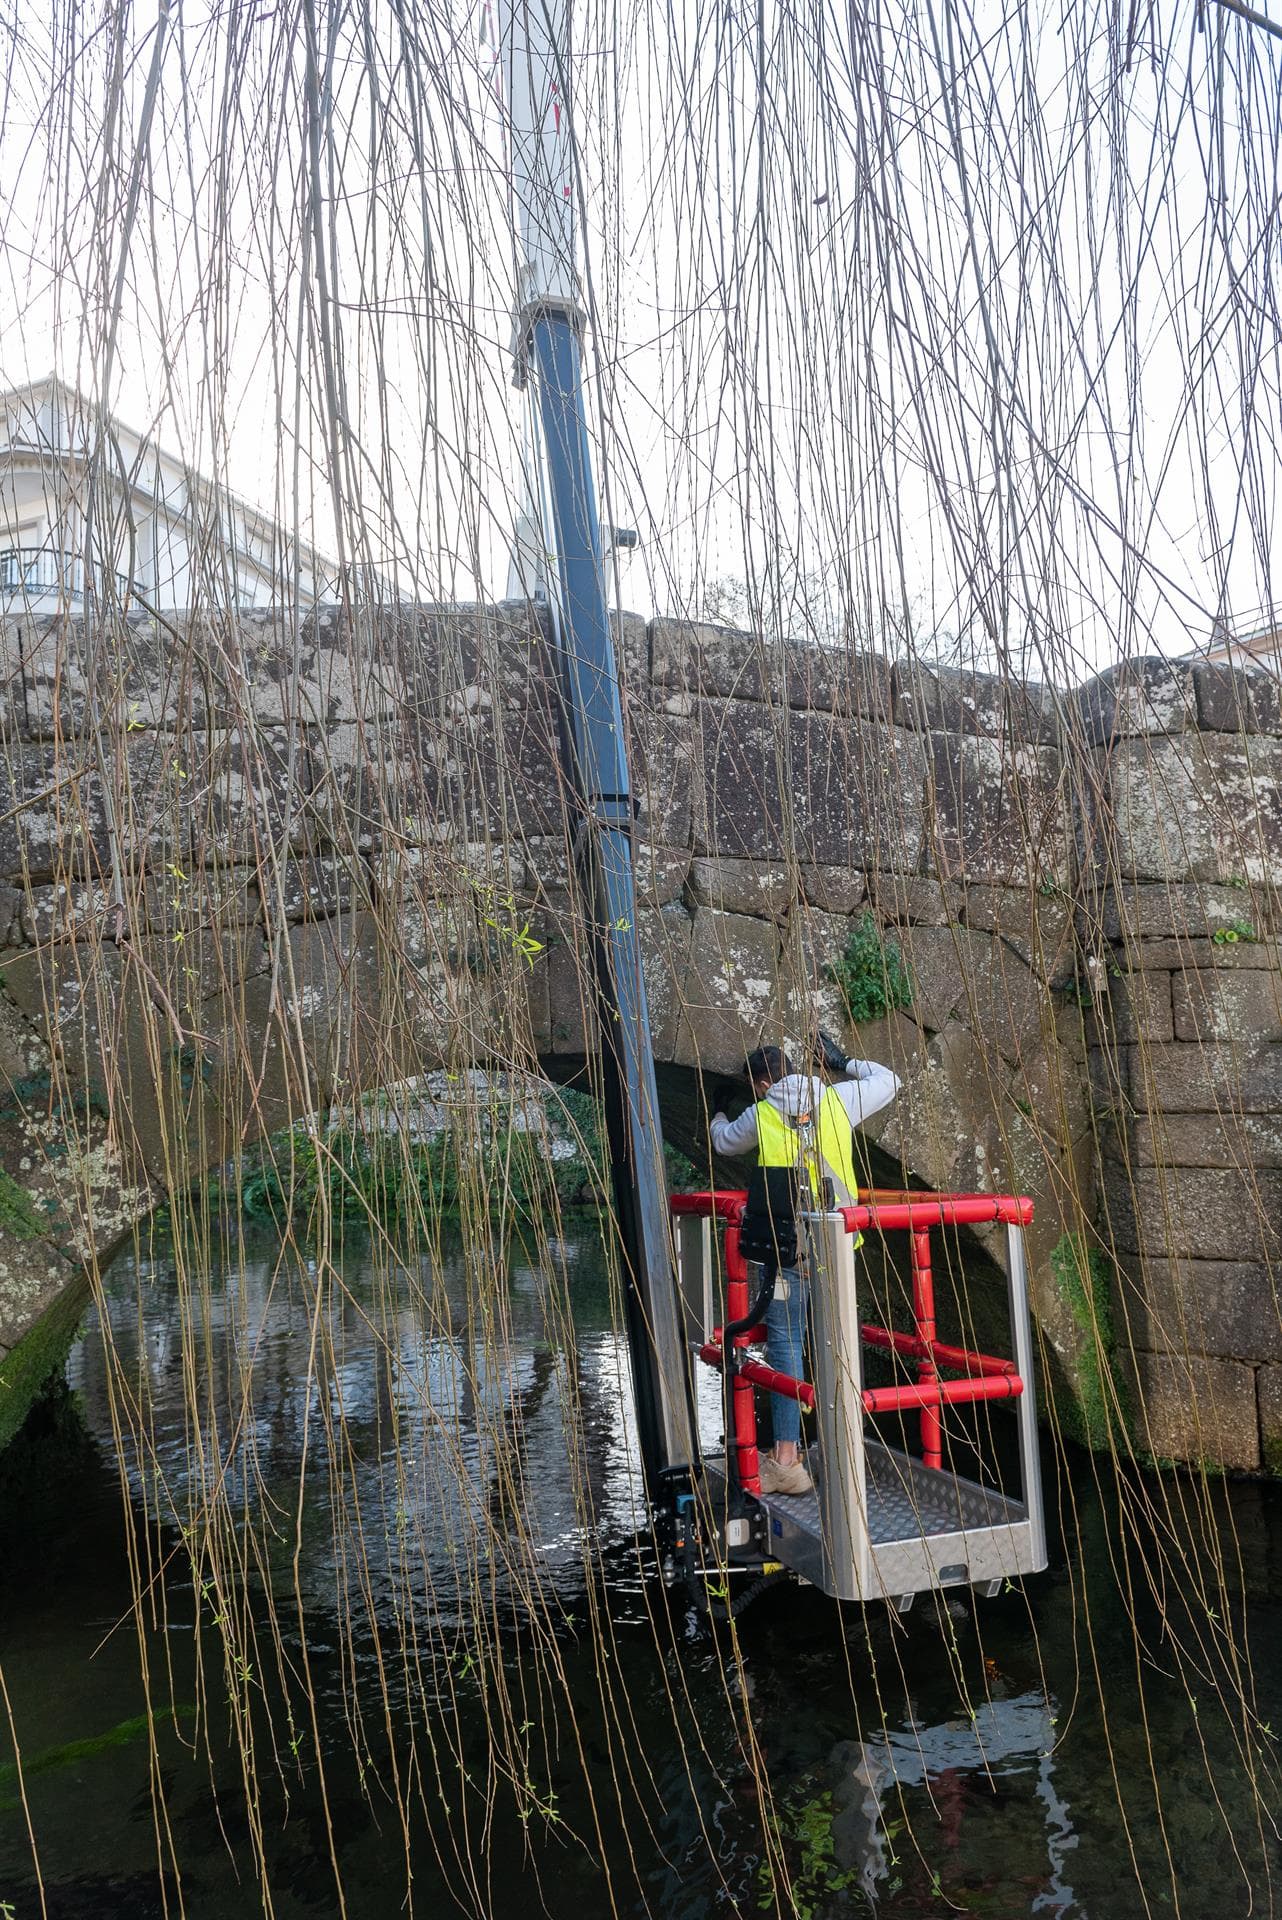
left=0, top=377, right=337, bottom=614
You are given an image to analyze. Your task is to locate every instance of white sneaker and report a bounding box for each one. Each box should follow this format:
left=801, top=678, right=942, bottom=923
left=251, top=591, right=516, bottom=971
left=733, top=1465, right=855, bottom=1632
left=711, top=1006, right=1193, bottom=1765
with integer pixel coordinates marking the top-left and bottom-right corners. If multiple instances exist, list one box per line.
left=759, top=1453, right=813, bottom=1497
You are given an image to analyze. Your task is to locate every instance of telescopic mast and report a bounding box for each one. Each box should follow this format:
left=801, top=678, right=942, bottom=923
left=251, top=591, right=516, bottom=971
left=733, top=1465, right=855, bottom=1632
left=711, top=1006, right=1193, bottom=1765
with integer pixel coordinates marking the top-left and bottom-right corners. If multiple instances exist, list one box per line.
left=491, top=0, right=695, bottom=1490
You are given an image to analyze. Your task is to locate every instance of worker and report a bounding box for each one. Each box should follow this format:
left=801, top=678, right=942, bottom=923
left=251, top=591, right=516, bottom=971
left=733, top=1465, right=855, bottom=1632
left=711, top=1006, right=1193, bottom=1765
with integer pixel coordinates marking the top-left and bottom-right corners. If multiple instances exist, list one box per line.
left=710, top=1034, right=901, bottom=1496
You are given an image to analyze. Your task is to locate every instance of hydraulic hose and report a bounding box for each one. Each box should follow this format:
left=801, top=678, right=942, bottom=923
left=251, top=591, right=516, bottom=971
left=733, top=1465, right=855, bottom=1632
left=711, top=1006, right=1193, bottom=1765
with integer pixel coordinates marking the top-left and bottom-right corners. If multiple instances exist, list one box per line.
left=722, top=1256, right=779, bottom=1347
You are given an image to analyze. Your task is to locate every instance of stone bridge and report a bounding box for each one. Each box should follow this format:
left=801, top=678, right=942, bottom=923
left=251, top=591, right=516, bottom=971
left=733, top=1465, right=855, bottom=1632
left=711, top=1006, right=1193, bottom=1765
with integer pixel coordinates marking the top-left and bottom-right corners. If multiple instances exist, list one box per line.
left=0, top=604, right=1279, bottom=1471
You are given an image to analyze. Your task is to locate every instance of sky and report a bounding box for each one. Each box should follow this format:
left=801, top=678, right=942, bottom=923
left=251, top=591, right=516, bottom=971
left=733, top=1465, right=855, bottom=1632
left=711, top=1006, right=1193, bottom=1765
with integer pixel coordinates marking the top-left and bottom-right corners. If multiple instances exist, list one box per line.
left=0, top=0, right=1279, bottom=681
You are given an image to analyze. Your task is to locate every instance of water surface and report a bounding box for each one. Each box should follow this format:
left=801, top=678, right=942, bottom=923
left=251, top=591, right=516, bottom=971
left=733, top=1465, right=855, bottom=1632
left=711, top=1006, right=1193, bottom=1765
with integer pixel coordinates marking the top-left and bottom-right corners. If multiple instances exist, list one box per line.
left=1, top=1219, right=1278, bottom=1918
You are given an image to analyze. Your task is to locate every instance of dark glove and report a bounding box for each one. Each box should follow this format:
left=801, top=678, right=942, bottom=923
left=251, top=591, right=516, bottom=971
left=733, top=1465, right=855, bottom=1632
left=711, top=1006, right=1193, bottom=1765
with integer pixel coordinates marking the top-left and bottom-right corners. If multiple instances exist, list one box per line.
left=711, top=1082, right=739, bottom=1116
left=814, top=1029, right=848, bottom=1075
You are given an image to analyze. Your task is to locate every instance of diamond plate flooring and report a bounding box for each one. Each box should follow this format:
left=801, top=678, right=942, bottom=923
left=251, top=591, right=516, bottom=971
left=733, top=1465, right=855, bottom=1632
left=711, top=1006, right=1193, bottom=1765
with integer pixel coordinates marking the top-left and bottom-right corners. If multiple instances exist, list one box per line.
left=758, top=1441, right=1025, bottom=1546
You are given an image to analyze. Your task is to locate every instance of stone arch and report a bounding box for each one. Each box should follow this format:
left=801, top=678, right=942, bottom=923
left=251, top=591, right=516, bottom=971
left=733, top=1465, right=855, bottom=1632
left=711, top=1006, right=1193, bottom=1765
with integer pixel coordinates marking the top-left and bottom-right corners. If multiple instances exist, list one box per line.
left=0, top=862, right=1087, bottom=1452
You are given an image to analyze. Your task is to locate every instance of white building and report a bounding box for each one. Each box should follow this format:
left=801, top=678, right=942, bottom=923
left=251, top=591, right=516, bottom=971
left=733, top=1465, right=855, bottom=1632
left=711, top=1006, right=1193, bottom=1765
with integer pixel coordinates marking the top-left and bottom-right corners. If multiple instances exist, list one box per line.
left=0, top=375, right=338, bottom=613
left=1196, top=609, right=1282, bottom=672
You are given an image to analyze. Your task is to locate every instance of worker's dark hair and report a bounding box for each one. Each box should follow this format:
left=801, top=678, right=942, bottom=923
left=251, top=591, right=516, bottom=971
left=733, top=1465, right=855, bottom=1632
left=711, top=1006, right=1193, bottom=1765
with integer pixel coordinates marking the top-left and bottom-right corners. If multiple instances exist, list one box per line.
left=745, top=1045, right=793, bottom=1087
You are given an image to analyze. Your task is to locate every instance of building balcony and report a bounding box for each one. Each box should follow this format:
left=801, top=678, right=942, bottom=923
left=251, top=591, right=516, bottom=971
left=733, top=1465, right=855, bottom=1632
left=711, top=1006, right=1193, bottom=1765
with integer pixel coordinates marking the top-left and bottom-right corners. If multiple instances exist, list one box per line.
left=0, top=546, right=136, bottom=602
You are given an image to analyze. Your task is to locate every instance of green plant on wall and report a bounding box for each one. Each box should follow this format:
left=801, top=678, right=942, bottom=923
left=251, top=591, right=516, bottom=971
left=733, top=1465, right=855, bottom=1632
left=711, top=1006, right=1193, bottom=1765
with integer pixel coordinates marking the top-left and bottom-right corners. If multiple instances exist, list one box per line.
left=1211, top=919, right=1257, bottom=946
left=825, top=912, right=913, bottom=1024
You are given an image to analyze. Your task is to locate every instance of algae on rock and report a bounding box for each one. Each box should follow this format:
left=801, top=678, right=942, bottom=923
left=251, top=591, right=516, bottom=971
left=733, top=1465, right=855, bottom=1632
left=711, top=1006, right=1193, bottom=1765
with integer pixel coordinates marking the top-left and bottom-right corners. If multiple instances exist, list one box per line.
left=1049, top=1232, right=1128, bottom=1450
left=0, top=1275, right=91, bottom=1455
left=0, top=1167, right=49, bottom=1242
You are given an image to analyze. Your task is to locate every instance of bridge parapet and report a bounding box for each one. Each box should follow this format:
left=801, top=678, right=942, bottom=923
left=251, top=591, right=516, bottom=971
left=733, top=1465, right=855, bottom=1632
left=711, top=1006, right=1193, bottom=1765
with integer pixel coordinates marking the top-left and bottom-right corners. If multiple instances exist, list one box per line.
left=0, top=607, right=1276, bottom=1469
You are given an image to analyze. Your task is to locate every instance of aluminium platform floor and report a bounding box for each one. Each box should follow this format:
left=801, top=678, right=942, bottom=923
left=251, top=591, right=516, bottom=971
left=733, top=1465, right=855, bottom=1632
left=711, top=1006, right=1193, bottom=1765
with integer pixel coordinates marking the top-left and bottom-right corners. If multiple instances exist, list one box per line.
left=753, top=1439, right=1028, bottom=1547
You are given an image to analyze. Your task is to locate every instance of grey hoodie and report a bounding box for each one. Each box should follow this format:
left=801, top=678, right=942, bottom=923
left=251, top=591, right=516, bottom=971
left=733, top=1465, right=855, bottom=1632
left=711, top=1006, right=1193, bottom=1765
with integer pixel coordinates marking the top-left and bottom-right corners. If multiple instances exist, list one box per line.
left=709, top=1058, right=901, bottom=1204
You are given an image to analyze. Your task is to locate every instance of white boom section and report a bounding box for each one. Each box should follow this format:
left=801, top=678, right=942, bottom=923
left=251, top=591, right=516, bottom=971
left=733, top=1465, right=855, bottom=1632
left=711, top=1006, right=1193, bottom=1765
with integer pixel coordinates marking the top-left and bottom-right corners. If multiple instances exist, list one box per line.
left=491, top=0, right=584, bottom=327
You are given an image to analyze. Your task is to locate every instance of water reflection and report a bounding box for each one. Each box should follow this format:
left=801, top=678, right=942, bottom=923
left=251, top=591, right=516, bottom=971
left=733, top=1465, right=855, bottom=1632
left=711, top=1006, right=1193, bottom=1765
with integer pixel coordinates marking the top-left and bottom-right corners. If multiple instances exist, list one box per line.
left=0, top=1218, right=1275, bottom=1918
left=72, top=1224, right=652, bottom=1633
left=830, top=1698, right=1075, bottom=1915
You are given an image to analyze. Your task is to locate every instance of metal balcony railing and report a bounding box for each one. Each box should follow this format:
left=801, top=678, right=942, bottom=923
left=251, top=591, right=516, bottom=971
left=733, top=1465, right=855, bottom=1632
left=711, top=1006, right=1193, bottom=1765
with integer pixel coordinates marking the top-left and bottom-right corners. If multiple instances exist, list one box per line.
left=0, top=546, right=136, bottom=600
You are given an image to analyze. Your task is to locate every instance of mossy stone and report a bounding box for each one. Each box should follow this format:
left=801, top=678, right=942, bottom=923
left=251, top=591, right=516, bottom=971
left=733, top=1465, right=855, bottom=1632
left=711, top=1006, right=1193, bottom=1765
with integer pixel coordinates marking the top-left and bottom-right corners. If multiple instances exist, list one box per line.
left=1049, top=1233, right=1130, bottom=1450
left=0, top=1275, right=91, bottom=1455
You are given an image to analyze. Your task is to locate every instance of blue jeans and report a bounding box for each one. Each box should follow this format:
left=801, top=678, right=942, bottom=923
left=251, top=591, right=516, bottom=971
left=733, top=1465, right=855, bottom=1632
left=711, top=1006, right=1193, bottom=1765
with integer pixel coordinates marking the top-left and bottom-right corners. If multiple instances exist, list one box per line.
left=763, top=1266, right=809, bottom=1449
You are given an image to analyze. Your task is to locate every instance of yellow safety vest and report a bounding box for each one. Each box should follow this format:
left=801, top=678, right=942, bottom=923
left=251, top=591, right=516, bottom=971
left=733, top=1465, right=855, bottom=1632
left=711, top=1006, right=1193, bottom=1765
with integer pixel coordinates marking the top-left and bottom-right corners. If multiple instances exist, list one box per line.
left=754, top=1086, right=862, bottom=1218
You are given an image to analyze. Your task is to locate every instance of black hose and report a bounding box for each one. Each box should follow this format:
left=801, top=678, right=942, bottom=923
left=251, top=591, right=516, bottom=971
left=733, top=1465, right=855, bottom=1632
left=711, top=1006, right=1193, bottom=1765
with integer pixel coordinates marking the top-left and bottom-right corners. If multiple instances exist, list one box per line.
left=722, top=1255, right=778, bottom=1346
left=690, top=1566, right=792, bottom=1623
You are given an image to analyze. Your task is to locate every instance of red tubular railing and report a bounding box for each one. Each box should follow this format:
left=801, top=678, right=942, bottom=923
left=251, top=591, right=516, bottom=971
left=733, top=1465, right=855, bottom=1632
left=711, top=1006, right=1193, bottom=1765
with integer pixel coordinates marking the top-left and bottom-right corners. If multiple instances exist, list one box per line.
left=670, top=1191, right=748, bottom=1220
left=722, top=1216, right=762, bottom=1495
left=840, top=1195, right=1033, bottom=1232
left=673, top=1187, right=1032, bottom=1479
left=696, top=1346, right=1022, bottom=1416
left=911, top=1227, right=941, bottom=1468
left=670, top=1190, right=1033, bottom=1231
left=862, top=1375, right=1023, bottom=1413
left=858, top=1325, right=1016, bottom=1378
left=699, top=1346, right=817, bottom=1409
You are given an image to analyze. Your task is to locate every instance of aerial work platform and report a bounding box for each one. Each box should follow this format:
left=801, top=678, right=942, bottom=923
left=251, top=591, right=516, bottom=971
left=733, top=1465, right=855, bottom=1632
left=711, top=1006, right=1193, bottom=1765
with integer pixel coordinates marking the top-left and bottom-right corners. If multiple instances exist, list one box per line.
left=669, top=1192, right=1048, bottom=1606
left=488, top=0, right=1048, bottom=1615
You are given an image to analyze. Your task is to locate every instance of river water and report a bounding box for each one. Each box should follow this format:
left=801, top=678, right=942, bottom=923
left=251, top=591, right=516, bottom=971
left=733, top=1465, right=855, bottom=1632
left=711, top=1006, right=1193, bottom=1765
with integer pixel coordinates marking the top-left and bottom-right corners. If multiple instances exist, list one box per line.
left=1, top=1218, right=1279, bottom=1918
